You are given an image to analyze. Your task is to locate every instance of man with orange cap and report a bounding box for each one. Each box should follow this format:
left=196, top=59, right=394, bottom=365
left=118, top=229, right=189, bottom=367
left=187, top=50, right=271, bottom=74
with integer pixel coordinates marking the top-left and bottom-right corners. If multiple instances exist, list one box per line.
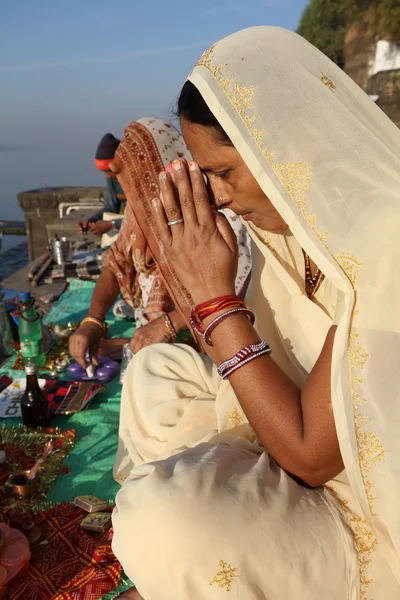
left=78, top=133, right=127, bottom=237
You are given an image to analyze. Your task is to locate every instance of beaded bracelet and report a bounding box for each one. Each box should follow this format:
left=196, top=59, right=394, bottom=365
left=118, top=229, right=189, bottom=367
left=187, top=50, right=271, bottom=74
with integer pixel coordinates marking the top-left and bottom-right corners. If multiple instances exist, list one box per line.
left=203, top=307, right=255, bottom=347
left=217, top=341, right=271, bottom=377
left=220, top=348, right=271, bottom=379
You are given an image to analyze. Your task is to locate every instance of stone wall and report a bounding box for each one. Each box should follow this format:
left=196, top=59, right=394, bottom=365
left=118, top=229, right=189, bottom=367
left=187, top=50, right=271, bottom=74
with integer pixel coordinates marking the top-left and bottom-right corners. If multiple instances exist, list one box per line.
left=344, top=24, right=376, bottom=90
left=368, top=69, right=400, bottom=126
left=344, top=23, right=400, bottom=127
left=18, top=187, right=105, bottom=261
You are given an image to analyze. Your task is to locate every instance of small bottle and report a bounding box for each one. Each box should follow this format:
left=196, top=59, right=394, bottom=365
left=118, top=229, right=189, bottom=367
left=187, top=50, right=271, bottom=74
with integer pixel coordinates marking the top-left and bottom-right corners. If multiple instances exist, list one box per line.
left=17, top=292, right=45, bottom=367
left=20, top=363, right=50, bottom=428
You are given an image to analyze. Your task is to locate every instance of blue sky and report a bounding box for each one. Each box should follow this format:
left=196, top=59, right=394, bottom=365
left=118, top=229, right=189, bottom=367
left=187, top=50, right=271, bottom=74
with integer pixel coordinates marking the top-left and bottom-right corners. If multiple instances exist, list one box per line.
left=0, top=0, right=308, bottom=220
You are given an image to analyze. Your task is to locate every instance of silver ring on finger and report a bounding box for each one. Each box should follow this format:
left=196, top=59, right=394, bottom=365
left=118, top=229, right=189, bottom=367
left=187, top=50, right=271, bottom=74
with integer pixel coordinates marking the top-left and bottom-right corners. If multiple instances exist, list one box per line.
left=167, top=218, right=184, bottom=226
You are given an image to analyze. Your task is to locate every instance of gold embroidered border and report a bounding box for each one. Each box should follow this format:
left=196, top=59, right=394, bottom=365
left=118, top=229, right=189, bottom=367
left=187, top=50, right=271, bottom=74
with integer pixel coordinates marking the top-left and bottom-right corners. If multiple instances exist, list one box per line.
left=348, top=332, right=388, bottom=513
left=326, top=486, right=377, bottom=600
left=336, top=258, right=388, bottom=514
left=335, top=253, right=363, bottom=287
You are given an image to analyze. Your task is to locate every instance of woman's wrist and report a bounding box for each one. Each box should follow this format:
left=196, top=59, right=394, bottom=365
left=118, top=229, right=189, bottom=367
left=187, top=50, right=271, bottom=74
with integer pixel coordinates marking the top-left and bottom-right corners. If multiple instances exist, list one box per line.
left=81, top=315, right=108, bottom=336
left=190, top=286, right=236, bottom=307
left=168, top=309, right=186, bottom=334
left=198, top=308, right=260, bottom=352
left=86, top=308, right=108, bottom=323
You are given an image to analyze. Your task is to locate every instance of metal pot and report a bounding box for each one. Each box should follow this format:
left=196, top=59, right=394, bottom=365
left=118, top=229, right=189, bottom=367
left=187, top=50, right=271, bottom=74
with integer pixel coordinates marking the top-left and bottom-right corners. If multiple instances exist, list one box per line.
left=51, top=238, right=72, bottom=265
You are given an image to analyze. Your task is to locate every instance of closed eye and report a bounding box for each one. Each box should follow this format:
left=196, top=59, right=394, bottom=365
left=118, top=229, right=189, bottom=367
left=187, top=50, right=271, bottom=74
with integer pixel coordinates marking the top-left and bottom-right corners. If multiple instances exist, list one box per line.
left=214, top=170, right=231, bottom=179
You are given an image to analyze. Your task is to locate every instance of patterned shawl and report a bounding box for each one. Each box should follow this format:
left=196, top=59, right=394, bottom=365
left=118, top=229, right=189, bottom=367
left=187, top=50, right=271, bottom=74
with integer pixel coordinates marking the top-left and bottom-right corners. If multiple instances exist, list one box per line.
left=103, top=118, right=190, bottom=323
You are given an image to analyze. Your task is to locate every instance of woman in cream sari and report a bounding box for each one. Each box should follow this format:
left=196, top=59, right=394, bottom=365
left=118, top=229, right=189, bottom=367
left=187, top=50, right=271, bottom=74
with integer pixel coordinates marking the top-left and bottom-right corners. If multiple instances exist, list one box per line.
left=112, top=27, right=400, bottom=599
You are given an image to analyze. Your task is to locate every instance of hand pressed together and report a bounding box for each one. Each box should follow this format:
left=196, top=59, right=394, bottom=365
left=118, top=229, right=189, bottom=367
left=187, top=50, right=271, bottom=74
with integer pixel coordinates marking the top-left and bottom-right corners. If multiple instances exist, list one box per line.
left=152, top=160, right=238, bottom=305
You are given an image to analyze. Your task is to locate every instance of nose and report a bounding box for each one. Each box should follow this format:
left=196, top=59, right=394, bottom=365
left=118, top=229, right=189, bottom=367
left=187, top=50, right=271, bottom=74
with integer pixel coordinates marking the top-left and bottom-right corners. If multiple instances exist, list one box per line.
left=207, top=180, right=231, bottom=210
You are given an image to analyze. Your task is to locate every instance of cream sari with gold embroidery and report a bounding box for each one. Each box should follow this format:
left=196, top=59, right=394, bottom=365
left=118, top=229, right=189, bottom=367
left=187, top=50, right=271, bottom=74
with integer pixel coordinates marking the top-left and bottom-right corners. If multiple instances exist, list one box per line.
left=112, top=27, right=400, bottom=599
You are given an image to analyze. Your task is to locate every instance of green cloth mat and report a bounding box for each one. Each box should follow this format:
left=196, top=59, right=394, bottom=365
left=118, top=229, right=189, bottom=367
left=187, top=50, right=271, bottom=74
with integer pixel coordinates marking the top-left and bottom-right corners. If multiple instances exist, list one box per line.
left=1, top=279, right=135, bottom=597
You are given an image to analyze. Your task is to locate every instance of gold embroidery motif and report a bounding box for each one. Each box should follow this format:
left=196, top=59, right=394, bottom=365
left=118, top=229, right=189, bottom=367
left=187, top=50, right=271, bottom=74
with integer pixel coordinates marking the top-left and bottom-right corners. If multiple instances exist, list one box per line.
left=262, top=153, right=327, bottom=244
left=228, top=408, right=243, bottom=427
left=326, top=486, right=376, bottom=600
left=196, top=43, right=219, bottom=70
left=335, top=253, right=363, bottom=287
left=348, top=332, right=388, bottom=513
left=114, top=471, right=127, bottom=482
left=321, top=73, right=337, bottom=91
left=210, top=560, right=238, bottom=591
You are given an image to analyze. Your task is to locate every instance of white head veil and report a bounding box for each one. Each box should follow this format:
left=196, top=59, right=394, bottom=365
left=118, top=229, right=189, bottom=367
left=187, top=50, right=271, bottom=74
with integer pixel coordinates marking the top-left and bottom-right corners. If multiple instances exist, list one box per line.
left=188, top=26, right=400, bottom=580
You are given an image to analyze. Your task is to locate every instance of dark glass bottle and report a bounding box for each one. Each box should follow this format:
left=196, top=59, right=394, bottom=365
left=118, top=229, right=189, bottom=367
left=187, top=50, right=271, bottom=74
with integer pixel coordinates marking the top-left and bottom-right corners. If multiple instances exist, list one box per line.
left=21, top=363, right=50, bottom=427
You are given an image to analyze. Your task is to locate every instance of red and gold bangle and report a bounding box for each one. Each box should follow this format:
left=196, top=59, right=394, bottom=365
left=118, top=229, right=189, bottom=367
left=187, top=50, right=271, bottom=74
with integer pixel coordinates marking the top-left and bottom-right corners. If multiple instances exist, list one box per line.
left=190, top=295, right=247, bottom=336
left=195, top=295, right=242, bottom=321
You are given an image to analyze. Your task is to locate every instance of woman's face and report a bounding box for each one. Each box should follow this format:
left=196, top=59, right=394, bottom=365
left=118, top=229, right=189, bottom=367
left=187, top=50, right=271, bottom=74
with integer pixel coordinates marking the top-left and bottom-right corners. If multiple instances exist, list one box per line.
left=181, top=118, right=287, bottom=232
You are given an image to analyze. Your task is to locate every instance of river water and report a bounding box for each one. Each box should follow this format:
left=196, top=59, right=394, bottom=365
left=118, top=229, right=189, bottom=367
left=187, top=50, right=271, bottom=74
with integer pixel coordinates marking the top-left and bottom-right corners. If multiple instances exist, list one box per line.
left=0, top=235, right=29, bottom=283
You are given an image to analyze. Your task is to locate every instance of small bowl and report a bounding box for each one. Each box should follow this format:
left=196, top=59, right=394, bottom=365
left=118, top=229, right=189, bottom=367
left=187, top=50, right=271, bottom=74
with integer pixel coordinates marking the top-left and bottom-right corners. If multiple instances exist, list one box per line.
left=7, top=471, right=39, bottom=498
left=1, top=542, right=31, bottom=582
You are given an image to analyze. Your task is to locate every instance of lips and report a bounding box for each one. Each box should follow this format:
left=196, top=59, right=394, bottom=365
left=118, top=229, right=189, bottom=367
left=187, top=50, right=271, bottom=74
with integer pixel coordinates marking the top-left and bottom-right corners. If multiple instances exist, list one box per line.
left=241, top=212, right=253, bottom=221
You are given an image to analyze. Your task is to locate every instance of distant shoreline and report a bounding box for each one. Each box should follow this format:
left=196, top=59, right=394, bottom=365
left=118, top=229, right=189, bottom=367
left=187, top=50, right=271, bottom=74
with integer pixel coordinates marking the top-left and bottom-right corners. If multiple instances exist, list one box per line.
left=0, top=228, right=25, bottom=235
left=0, top=220, right=25, bottom=236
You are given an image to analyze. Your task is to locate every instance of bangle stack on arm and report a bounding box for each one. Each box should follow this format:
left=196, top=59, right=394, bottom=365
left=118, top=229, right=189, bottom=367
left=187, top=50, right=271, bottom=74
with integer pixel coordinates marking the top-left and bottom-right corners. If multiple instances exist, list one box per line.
left=190, top=295, right=271, bottom=378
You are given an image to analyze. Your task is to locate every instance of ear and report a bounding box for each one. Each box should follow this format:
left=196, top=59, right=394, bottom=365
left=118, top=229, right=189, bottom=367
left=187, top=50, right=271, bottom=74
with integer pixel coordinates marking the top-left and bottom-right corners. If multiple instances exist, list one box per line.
left=109, top=156, right=122, bottom=175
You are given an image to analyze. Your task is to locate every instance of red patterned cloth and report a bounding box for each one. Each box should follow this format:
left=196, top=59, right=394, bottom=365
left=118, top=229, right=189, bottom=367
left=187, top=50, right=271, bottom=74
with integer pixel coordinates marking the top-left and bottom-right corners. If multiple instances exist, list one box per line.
left=7, top=503, right=121, bottom=600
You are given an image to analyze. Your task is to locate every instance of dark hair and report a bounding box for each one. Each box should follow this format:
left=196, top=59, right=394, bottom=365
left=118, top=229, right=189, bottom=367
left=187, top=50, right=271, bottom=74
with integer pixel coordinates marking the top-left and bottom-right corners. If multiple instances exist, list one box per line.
left=177, top=81, right=233, bottom=146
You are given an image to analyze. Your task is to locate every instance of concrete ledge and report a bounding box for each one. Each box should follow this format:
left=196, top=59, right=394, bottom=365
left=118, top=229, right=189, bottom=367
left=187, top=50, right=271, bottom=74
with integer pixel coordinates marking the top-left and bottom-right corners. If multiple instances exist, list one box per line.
left=18, top=187, right=105, bottom=261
